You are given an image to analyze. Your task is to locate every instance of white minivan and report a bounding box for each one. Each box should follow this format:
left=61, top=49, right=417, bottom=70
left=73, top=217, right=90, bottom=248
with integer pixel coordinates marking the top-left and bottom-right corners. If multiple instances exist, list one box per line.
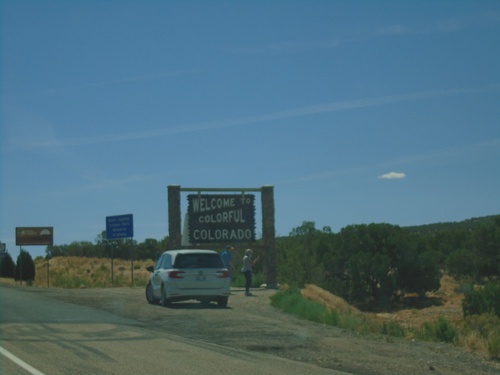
left=146, top=249, right=231, bottom=307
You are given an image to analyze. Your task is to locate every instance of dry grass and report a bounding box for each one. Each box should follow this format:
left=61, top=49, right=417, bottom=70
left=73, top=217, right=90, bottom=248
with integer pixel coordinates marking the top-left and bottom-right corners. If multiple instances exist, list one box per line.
left=30, top=256, right=155, bottom=288
left=301, top=284, right=362, bottom=315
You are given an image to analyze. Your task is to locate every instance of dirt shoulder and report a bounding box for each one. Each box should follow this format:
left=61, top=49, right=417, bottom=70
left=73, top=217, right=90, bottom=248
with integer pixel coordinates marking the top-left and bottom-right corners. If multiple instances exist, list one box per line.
left=14, top=284, right=498, bottom=375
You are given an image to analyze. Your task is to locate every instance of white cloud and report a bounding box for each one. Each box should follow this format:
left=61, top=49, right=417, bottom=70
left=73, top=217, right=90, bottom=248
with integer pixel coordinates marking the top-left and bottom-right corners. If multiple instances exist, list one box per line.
left=378, top=172, right=406, bottom=180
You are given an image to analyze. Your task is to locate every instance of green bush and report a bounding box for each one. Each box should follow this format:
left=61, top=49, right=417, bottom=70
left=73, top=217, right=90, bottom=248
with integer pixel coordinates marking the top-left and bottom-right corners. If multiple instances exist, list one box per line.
left=456, top=283, right=473, bottom=295
left=462, top=281, right=500, bottom=318
left=270, top=288, right=370, bottom=332
left=381, top=321, right=406, bottom=338
left=270, top=288, right=332, bottom=324
left=434, top=316, right=458, bottom=343
left=415, top=316, right=457, bottom=343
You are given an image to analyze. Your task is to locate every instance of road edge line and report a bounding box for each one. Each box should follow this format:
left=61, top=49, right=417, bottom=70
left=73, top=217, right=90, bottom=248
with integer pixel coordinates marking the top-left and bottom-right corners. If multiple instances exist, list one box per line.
left=0, top=345, right=46, bottom=375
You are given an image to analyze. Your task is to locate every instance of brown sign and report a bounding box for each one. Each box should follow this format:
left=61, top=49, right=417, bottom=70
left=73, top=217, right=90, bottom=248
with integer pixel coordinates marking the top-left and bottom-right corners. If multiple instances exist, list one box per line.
left=16, top=227, right=54, bottom=246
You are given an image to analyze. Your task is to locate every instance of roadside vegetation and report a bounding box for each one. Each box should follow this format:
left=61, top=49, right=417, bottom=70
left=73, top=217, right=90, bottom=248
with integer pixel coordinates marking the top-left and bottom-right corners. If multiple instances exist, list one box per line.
left=268, top=216, right=500, bottom=360
left=270, top=286, right=500, bottom=360
left=1, top=257, right=152, bottom=288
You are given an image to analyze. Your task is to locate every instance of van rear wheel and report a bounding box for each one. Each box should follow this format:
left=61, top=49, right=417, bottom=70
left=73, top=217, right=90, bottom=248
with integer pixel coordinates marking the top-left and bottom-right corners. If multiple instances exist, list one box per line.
left=217, top=297, right=228, bottom=307
left=145, top=282, right=159, bottom=305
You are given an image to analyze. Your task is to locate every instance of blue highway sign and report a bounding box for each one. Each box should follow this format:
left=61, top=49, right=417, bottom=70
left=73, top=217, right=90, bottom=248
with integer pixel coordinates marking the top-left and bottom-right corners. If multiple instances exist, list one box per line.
left=106, top=214, right=134, bottom=240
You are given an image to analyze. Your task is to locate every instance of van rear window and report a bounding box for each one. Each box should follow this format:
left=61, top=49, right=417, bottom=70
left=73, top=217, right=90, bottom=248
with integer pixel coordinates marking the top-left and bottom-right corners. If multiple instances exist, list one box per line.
left=174, top=253, right=224, bottom=269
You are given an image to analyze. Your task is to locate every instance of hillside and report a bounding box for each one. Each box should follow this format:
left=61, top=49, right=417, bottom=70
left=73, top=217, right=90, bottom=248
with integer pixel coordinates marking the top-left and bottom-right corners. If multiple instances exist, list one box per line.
left=405, top=214, right=500, bottom=233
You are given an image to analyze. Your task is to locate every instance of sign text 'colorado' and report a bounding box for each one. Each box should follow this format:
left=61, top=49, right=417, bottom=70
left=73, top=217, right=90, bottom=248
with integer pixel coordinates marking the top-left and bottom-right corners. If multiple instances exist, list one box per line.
left=188, top=194, right=255, bottom=243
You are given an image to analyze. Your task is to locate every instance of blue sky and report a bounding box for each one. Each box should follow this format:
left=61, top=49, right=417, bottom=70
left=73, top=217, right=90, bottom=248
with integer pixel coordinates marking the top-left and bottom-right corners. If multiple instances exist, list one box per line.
left=1, top=1, right=499, bottom=259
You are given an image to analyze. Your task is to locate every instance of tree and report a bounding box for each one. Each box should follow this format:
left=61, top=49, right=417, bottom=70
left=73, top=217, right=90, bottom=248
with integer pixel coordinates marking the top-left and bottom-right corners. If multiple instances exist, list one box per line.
left=276, top=238, right=325, bottom=287
left=138, top=238, right=162, bottom=260
left=397, top=247, right=441, bottom=297
left=473, top=220, right=500, bottom=279
left=14, top=249, right=36, bottom=282
left=441, top=217, right=500, bottom=282
left=0, top=252, right=15, bottom=278
left=289, top=221, right=317, bottom=237
left=326, top=224, right=397, bottom=303
left=446, top=248, right=480, bottom=280
left=324, top=223, right=440, bottom=305
left=279, top=221, right=331, bottom=287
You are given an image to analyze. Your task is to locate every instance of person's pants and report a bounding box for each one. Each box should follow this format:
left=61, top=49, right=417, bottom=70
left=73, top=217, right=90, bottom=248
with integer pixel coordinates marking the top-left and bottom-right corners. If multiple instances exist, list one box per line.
left=243, top=270, right=252, bottom=292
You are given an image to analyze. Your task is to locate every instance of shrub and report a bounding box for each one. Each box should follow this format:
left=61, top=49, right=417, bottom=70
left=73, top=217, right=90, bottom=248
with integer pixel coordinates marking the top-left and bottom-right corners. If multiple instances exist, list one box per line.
left=463, top=313, right=500, bottom=337
left=487, top=330, right=500, bottom=359
left=461, top=314, right=500, bottom=359
left=462, top=281, right=500, bottom=318
left=415, top=317, right=457, bottom=343
left=456, top=283, right=473, bottom=295
left=434, top=316, right=458, bottom=343
left=270, top=288, right=331, bottom=323
left=270, top=288, right=372, bottom=333
left=381, top=321, right=406, bottom=338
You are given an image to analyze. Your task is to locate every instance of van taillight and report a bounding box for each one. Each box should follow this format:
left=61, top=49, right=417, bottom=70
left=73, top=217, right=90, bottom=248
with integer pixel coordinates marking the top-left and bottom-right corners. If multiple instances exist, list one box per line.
left=168, top=270, right=185, bottom=279
left=216, top=270, right=229, bottom=278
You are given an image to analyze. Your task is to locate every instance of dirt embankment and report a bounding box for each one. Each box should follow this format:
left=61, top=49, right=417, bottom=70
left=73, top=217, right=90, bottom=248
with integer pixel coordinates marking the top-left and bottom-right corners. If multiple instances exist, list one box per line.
left=301, top=274, right=464, bottom=328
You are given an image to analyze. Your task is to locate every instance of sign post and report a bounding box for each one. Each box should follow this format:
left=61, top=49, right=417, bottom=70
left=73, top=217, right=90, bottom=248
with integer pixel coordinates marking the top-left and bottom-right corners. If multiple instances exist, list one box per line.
left=105, top=214, right=134, bottom=286
left=46, top=250, right=52, bottom=288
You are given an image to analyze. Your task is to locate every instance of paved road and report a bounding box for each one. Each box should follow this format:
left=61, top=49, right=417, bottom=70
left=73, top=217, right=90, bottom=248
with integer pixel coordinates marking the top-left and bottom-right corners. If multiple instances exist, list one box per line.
left=0, top=285, right=349, bottom=374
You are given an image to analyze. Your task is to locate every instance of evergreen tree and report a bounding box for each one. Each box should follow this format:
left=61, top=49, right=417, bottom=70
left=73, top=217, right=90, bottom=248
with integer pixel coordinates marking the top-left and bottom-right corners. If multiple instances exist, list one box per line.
left=14, top=249, right=36, bottom=282
left=0, top=252, right=15, bottom=278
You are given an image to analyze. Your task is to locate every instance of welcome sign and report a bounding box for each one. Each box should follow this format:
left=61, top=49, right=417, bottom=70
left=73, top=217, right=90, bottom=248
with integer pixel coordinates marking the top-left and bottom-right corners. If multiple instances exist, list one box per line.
left=187, top=194, right=255, bottom=243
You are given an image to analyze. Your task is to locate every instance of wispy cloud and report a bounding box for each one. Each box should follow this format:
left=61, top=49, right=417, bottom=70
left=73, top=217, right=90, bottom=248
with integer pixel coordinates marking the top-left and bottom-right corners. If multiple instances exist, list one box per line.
left=9, top=83, right=499, bottom=151
left=378, top=172, right=406, bottom=180
left=263, top=38, right=342, bottom=53
left=230, top=11, right=500, bottom=55
left=375, top=24, right=411, bottom=36
left=1, top=69, right=203, bottom=99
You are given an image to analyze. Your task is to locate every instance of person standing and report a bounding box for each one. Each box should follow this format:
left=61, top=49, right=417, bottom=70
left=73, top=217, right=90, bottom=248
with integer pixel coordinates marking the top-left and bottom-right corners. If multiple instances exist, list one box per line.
left=220, top=245, right=235, bottom=280
left=242, top=248, right=259, bottom=296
